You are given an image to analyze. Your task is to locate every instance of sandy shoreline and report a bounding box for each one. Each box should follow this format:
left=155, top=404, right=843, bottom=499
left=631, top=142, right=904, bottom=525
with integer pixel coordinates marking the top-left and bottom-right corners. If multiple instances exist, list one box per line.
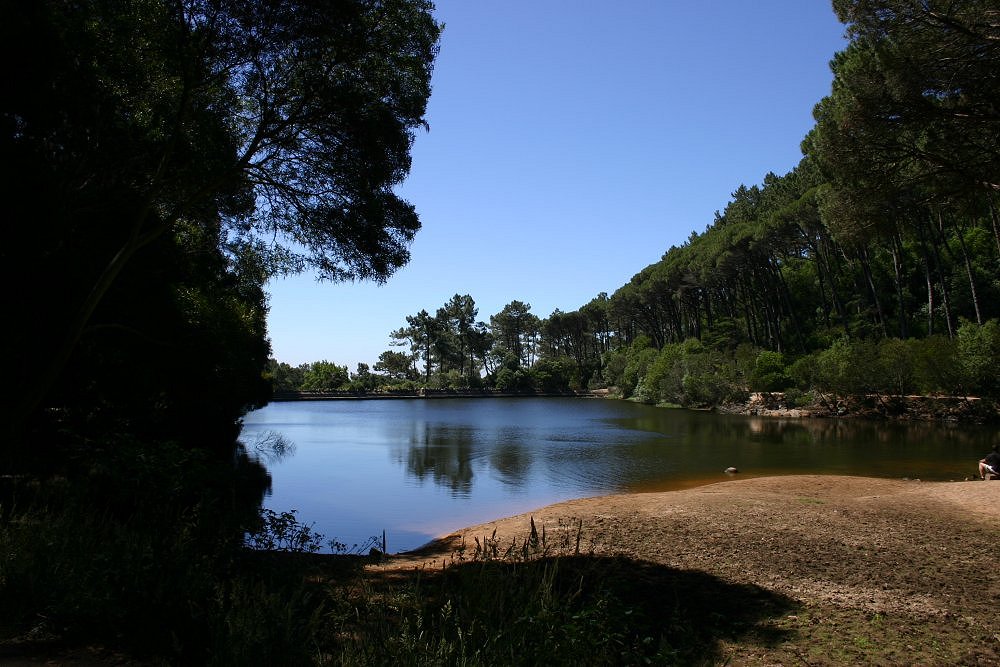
left=384, top=475, right=1000, bottom=663
left=401, top=475, right=1000, bottom=562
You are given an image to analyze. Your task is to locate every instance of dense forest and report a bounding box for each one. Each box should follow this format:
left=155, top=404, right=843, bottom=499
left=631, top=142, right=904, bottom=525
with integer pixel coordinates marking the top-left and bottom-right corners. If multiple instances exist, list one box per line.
left=275, top=0, right=1000, bottom=410
left=2, top=0, right=998, bottom=663
left=1, top=0, right=441, bottom=661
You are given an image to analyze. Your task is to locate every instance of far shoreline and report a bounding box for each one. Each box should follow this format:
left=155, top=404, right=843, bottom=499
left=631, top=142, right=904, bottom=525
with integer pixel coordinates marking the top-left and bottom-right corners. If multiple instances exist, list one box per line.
left=270, top=388, right=608, bottom=401
left=269, top=388, right=998, bottom=423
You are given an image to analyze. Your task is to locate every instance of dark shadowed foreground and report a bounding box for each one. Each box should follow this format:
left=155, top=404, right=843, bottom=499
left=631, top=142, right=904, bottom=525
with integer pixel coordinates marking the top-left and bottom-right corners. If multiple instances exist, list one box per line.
left=5, top=476, right=998, bottom=665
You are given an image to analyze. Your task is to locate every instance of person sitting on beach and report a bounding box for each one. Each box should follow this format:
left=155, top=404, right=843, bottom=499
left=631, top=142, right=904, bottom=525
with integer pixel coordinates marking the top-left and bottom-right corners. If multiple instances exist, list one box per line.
left=979, top=445, right=1000, bottom=479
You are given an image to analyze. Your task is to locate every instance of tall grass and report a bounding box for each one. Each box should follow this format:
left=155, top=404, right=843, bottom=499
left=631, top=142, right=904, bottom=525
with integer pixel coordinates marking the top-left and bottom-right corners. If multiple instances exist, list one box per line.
left=327, top=519, right=794, bottom=665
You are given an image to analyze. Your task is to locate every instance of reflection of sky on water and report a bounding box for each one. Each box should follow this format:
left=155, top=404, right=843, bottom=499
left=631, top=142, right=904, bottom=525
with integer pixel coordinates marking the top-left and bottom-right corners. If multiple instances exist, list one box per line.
left=241, top=398, right=994, bottom=553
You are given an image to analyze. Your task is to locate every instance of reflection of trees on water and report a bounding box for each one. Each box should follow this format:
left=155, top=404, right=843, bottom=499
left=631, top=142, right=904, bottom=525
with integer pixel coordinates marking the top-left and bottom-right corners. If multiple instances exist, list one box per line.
left=627, top=413, right=994, bottom=451
left=403, top=422, right=475, bottom=496
left=397, top=405, right=993, bottom=496
left=610, top=409, right=994, bottom=485
left=245, top=430, right=296, bottom=464
left=400, top=424, right=535, bottom=495
left=489, top=428, right=531, bottom=486
left=734, top=416, right=994, bottom=451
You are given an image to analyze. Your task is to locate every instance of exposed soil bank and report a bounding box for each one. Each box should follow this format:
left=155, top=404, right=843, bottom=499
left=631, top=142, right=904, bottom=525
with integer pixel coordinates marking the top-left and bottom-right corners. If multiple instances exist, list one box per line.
left=719, top=391, right=1000, bottom=423
left=388, top=475, right=1000, bottom=665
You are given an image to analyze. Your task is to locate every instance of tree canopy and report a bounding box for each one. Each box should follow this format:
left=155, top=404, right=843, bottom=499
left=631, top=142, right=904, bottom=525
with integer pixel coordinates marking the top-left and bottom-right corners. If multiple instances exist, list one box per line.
left=3, top=0, right=441, bottom=429
left=1, top=1, right=440, bottom=656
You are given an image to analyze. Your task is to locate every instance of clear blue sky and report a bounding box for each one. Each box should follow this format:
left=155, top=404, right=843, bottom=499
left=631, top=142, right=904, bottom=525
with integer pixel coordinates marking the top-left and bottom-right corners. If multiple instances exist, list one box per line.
left=266, top=1, right=848, bottom=369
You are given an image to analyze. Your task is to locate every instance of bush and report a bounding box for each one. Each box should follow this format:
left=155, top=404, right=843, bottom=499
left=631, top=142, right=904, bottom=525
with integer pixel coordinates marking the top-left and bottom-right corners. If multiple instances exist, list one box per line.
left=301, top=360, right=350, bottom=391
left=878, top=338, right=916, bottom=395
left=911, top=335, right=961, bottom=395
left=495, top=367, right=532, bottom=392
left=677, top=339, right=739, bottom=407
left=601, top=348, right=628, bottom=389
left=644, top=343, right=685, bottom=404
left=531, top=357, right=578, bottom=392
left=814, top=337, right=881, bottom=396
left=783, top=387, right=815, bottom=408
left=957, top=318, right=1000, bottom=396
left=787, top=353, right=819, bottom=391
left=749, top=351, right=792, bottom=392
left=622, top=346, right=658, bottom=399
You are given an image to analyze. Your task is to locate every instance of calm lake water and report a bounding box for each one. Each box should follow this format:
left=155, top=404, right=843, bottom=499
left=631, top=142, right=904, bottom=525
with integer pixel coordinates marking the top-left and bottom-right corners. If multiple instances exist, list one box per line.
left=240, top=397, right=994, bottom=553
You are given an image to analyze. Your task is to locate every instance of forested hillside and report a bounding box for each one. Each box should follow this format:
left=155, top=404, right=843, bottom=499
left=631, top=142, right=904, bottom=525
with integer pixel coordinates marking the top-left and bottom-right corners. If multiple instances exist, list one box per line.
left=603, top=0, right=1000, bottom=406
left=277, top=1, right=1000, bottom=409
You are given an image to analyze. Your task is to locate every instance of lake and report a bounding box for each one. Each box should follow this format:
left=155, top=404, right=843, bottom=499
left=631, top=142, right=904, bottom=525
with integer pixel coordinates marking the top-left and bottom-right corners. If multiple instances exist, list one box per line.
left=239, top=397, right=994, bottom=553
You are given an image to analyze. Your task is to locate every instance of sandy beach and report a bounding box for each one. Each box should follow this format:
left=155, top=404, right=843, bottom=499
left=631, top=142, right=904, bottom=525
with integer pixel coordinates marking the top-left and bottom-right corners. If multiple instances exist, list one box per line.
left=387, top=475, right=1000, bottom=664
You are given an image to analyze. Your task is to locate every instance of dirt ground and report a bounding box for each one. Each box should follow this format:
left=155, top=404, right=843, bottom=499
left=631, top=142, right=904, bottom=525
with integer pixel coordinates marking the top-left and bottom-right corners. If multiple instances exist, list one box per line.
left=388, top=475, right=1000, bottom=665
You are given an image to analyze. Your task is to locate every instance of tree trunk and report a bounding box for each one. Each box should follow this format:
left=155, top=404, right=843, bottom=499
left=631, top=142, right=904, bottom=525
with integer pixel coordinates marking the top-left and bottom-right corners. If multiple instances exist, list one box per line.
left=953, top=218, right=983, bottom=325
left=923, top=212, right=955, bottom=337
left=923, top=257, right=934, bottom=336
left=890, top=233, right=907, bottom=338
left=859, top=246, right=888, bottom=338
left=988, top=195, right=1000, bottom=261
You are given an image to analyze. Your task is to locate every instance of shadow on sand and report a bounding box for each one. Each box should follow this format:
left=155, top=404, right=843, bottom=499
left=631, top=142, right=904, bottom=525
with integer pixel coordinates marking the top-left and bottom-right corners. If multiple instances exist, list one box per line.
left=360, top=552, right=799, bottom=664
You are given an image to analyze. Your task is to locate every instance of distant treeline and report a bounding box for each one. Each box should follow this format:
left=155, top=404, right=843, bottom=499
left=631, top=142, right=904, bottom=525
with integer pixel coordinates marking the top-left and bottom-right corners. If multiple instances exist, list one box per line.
left=275, top=3, right=1000, bottom=407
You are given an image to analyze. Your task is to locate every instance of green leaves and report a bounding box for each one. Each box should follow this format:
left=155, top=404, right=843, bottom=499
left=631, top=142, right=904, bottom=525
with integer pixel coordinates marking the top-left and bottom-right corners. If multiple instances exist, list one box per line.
left=301, top=360, right=351, bottom=391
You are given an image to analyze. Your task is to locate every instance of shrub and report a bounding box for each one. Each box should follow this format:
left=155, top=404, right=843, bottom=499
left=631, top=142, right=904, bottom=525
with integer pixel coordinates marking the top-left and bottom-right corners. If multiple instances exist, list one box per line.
left=749, top=350, right=791, bottom=392
left=911, top=335, right=961, bottom=394
left=531, top=357, right=578, bottom=392
left=621, top=345, right=658, bottom=400
left=878, top=338, right=916, bottom=395
left=814, top=337, right=881, bottom=396
left=957, top=318, right=1000, bottom=396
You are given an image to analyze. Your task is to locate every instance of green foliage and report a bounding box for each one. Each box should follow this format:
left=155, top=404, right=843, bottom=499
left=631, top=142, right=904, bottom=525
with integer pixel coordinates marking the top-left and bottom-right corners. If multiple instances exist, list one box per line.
left=814, top=338, right=878, bottom=397
left=491, top=300, right=541, bottom=369
left=749, top=351, right=792, bottom=392
left=782, top=387, right=815, bottom=408
left=679, top=347, right=733, bottom=407
left=878, top=338, right=916, bottom=396
left=301, top=360, right=350, bottom=392
left=957, top=319, right=1000, bottom=396
left=268, top=359, right=309, bottom=392
left=641, top=343, right=686, bottom=404
left=495, top=367, right=533, bottom=392
left=788, top=353, right=820, bottom=392
left=531, top=357, right=579, bottom=392
left=601, top=348, right=629, bottom=392
left=623, top=346, right=658, bottom=400
left=911, top=335, right=962, bottom=395
left=613, top=338, right=747, bottom=408
left=432, top=369, right=479, bottom=391
left=349, top=363, right=378, bottom=392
